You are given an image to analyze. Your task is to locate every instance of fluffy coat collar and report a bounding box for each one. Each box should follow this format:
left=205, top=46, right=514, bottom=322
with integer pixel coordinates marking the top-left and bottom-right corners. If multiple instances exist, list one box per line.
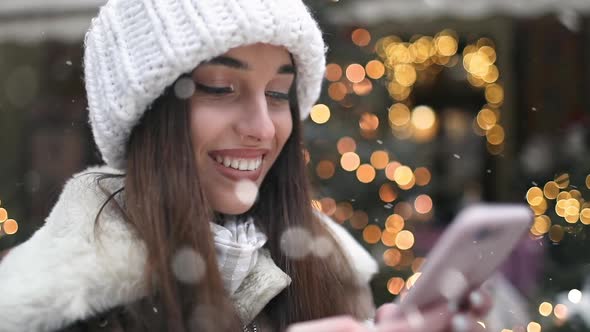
left=0, top=166, right=377, bottom=331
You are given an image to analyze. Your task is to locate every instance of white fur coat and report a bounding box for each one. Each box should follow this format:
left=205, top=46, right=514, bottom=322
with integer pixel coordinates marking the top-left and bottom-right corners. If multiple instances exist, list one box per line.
left=0, top=166, right=378, bottom=332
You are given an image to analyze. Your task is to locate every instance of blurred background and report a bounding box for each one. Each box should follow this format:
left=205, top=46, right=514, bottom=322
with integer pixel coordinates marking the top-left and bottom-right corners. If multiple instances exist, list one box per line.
left=0, top=0, right=589, bottom=331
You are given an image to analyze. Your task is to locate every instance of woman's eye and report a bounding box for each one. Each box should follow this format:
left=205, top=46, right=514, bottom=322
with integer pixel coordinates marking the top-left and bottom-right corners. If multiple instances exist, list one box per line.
left=195, top=82, right=234, bottom=95
left=265, top=91, right=290, bottom=101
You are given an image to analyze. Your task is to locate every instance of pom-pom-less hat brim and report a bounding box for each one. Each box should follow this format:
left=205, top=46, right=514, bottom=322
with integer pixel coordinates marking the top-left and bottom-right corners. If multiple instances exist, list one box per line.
left=84, top=0, right=326, bottom=170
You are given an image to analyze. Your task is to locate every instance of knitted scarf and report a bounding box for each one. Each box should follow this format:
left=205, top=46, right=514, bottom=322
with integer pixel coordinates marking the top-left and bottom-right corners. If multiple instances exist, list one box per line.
left=210, top=216, right=267, bottom=295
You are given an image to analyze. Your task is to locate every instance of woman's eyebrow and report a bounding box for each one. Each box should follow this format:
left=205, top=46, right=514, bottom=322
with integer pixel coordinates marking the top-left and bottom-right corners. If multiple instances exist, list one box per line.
left=204, top=56, right=295, bottom=75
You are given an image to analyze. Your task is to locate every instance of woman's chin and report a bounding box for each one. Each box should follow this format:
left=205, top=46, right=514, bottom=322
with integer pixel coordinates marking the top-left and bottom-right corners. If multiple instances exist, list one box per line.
left=211, top=201, right=254, bottom=216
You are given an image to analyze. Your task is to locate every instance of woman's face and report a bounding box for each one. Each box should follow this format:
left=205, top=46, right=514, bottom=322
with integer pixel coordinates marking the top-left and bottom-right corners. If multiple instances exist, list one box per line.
left=189, top=43, right=295, bottom=215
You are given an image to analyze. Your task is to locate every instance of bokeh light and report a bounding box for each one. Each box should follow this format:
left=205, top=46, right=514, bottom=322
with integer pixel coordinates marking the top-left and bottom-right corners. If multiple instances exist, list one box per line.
left=340, top=152, right=361, bottom=171
left=366, top=60, right=385, bottom=80
left=539, top=302, right=553, bottom=317
left=363, top=225, right=382, bottom=244
left=346, top=64, right=366, bottom=83
left=316, top=160, right=335, bottom=179
left=350, top=210, right=369, bottom=230
left=395, top=230, right=415, bottom=250
left=383, top=248, right=402, bottom=266
left=414, top=195, right=433, bottom=214
left=325, top=63, right=343, bottom=82
left=387, top=277, right=405, bottom=295
left=379, top=183, right=398, bottom=203
left=414, top=167, right=432, bottom=186
left=310, top=104, right=331, bottom=124
left=386, top=214, right=405, bottom=233
left=337, top=137, right=357, bottom=154
left=351, top=28, right=371, bottom=47
left=356, top=164, right=376, bottom=183
left=370, top=150, right=390, bottom=170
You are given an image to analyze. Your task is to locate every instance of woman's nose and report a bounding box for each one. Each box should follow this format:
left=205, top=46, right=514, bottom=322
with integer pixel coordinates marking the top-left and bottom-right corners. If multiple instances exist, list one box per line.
left=236, top=95, right=276, bottom=142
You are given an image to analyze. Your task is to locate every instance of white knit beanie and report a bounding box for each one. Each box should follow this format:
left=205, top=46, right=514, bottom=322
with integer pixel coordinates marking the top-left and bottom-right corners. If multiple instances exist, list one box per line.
left=84, top=0, right=326, bottom=170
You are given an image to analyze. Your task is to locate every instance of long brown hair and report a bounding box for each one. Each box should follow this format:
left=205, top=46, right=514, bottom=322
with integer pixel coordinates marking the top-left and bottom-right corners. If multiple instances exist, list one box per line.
left=94, top=78, right=365, bottom=331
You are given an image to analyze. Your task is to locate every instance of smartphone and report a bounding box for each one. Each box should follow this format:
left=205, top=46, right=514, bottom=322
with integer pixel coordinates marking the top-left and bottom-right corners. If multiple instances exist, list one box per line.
left=398, top=204, right=533, bottom=310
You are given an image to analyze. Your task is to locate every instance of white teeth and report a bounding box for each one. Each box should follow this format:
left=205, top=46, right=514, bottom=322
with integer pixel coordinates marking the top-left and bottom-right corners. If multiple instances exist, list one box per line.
left=247, top=160, right=256, bottom=171
left=238, top=159, right=248, bottom=171
left=230, top=159, right=239, bottom=169
left=214, top=155, right=263, bottom=171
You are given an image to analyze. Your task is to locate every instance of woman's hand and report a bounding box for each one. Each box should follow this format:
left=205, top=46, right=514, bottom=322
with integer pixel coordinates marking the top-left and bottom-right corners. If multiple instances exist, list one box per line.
left=286, top=289, right=492, bottom=332
left=375, top=288, right=492, bottom=332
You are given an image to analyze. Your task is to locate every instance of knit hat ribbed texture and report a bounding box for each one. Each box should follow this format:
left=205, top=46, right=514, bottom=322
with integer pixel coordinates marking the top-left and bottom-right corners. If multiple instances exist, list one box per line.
left=84, top=0, right=326, bottom=170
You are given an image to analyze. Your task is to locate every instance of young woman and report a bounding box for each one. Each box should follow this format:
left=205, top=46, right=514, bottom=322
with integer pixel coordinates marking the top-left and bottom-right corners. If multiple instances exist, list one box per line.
left=0, top=1, right=489, bottom=331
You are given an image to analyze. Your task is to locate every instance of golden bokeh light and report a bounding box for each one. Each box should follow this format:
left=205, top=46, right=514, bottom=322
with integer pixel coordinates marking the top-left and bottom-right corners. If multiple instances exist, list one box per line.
left=385, top=162, right=402, bottom=181
left=394, top=166, right=415, bottom=186
left=328, top=82, right=347, bottom=101
left=555, top=173, right=570, bottom=189
left=356, top=164, right=377, bottom=183
left=385, top=214, right=405, bottom=233
left=485, top=83, right=504, bottom=105
left=395, top=230, right=415, bottom=250
left=414, top=167, right=432, bottom=186
left=483, top=64, right=499, bottom=83
left=394, top=64, right=417, bottom=87
left=334, top=202, right=354, bottom=223
left=543, top=181, right=560, bottom=200
left=350, top=210, right=369, bottom=230
left=580, top=208, right=590, bottom=225
left=325, top=63, right=343, bottom=82
left=526, top=322, right=541, bottom=332
left=411, top=105, right=436, bottom=130
left=352, top=78, right=373, bottom=96
left=387, top=82, right=412, bottom=101
left=381, top=231, right=398, bottom=247
left=0, top=208, right=7, bottom=223
left=476, top=108, right=498, bottom=130
left=387, top=43, right=413, bottom=64
left=526, top=187, right=544, bottom=206
left=435, top=35, right=458, bottom=57
left=387, top=277, right=405, bottom=295
left=479, top=46, right=497, bottom=63
left=3, top=219, right=18, bottom=235
left=310, top=104, right=331, bottom=124
left=346, top=64, right=366, bottom=83
left=363, top=225, right=382, bottom=244
left=340, top=152, right=361, bottom=172
left=366, top=60, right=386, bottom=80
left=371, top=150, right=390, bottom=170
left=359, top=112, right=380, bottom=131
left=352, top=28, right=372, bottom=47
left=586, top=174, right=590, bottom=189
left=486, top=124, right=505, bottom=145
left=379, top=183, right=398, bottom=203
left=383, top=248, right=402, bottom=266
left=316, top=160, right=335, bottom=180
left=398, top=176, right=416, bottom=190
left=530, top=198, right=547, bottom=216
left=414, top=195, right=433, bottom=214
left=337, top=137, right=357, bottom=154
left=539, top=302, right=553, bottom=317
left=389, top=103, right=411, bottom=127
left=532, top=215, right=551, bottom=235
left=319, top=197, right=336, bottom=216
